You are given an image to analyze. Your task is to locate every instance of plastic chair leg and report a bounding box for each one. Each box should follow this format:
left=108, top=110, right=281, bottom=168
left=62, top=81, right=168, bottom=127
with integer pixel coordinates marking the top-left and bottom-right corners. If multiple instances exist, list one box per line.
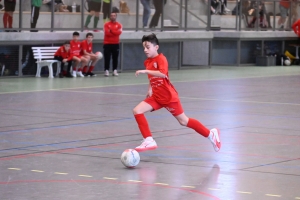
left=36, top=64, right=41, bottom=77
left=48, top=63, right=54, bottom=78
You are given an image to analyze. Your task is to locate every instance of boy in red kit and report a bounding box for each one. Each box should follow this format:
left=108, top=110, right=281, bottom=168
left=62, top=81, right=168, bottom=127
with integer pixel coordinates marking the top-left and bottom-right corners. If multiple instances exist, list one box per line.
left=133, top=34, right=221, bottom=152
left=3, top=0, right=16, bottom=32
left=54, top=41, right=73, bottom=78
left=103, top=12, right=122, bottom=77
left=81, top=33, right=101, bottom=77
left=70, top=32, right=89, bottom=77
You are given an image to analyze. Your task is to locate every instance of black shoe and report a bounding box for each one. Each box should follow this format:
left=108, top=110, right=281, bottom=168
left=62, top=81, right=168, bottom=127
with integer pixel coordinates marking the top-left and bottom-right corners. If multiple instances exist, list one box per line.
left=66, top=72, right=73, bottom=78
left=87, top=72, right=96, bottom=77
left=59, top=73, right=64, bottom=78
left=83, top=73, right=89, bottom=77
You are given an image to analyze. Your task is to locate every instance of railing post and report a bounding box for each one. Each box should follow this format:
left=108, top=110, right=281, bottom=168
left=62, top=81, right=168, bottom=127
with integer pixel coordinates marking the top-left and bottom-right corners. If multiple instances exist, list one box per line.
left=184, top=0, right=187, bottom=31
left=51, top=0, right=54, bottom=32
left=207, top=0, right=211, bottom=31
left=81, top=0, right=84, bottom=32
left=136, top=0, right=139, bottom=31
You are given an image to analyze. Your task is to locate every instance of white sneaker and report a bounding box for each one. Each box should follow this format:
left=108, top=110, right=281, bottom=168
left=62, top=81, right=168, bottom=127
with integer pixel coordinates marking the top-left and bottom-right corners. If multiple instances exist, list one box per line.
left=113, top=69, right=119, bottom=76
left=72, top=71, right=77, bottom=77
left=209, top=128, right=221, bottom=152
left=77, top=71, right=84, bottom=77
left=135, top=137, right=158, bottom=152
left=104, top=70, right=109, bottom=77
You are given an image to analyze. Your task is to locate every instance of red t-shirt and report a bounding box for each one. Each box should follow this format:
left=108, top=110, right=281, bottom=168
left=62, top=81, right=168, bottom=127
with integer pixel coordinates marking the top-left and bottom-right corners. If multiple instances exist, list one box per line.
left=54, top=46, right=73, bottom=61
left=70, top=40, right=82, bottom=56
left=81, top=40, right=93, bottom=54
left=145, top=53, right=178, bottom=104
left=104, top=21, right=122, bottom=44
left=280, top=0, right=290, bottom=8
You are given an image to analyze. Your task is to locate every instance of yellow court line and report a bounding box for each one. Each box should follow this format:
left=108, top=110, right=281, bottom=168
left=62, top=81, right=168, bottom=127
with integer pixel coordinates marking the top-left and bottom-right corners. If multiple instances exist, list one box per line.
left=154, top=183, right=169, bottom=186
left=8, top=168, right=21, bottom=170
left=181, top=185, right=195, bottom=188
left=103, top=177, right=118, bottom=180
left=2, top=72, right=300, bottom=95
left=208, top=188, right=220, bottom=190
left=237, top=191, right=252, bottom=194
left=31, top=170, right=44, bottom=173
left=266, top=194, right=281, bottom=197
left=128, top=180, right=142, bottom=183
left=78, top=175, right=93, bottom=178
left=54, top=172, right=68, bottom=175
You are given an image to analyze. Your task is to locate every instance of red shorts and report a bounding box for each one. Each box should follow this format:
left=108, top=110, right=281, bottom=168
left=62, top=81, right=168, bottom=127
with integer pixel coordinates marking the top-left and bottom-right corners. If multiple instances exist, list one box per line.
left=73, top=55, right=82, bottom=59
left=144, top=96, right=184, bottom=116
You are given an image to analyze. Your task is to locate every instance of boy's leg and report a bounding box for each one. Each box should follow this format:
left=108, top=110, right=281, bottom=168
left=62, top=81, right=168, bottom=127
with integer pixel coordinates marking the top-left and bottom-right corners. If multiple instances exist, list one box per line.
left=54, top=56, right=64, bottom=78
left=103, top=44, right=111, bottom=76
left=133, top=100, right=160, bottom=152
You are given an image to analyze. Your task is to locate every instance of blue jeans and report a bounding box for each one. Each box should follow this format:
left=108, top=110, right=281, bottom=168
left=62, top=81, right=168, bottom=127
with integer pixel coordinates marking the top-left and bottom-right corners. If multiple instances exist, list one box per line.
left=140, top=0, right=151, bottom=27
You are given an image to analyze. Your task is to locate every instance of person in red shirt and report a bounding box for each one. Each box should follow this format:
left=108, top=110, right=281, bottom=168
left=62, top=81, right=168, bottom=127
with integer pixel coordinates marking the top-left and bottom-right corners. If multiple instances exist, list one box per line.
left=133, top=34, right=221, bottom=152
left=103, top=12, right=122, bottom=77
left=81, top=33, right=101, bottom=77
left=292, top=19, right=300, bottom=37
left=70, top=32, right=89, bottom=77
left=54, top=41, right=73, bottom=78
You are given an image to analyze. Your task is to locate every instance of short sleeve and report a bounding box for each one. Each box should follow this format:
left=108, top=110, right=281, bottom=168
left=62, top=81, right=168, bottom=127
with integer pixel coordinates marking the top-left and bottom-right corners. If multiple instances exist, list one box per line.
left=156, top=55, right=168, bottom=75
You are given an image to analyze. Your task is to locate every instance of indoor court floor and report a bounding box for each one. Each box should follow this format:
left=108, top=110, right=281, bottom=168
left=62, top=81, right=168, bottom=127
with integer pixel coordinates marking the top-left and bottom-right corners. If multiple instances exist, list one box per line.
left=0, top=66, right=300, bottom=200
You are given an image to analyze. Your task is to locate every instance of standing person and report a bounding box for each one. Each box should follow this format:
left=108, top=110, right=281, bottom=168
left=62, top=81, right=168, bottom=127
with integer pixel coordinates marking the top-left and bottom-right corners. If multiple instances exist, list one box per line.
left=3, top=0, right=16, bottom=32
left=54, top=41, right=73, bottom=78
left=70, top=31, right=89, bottom=77
left=140, top=0, right=151, bottom=29
left=149, top=0, right=167, bottom=29
left=31, top=0, right=42, bottom=32
left=103, top=12, right=122, bottom=76
left=81, top=33, right=101, bottom=77
left=84, top=0, right=102, bottom=32
left=103, top=0, right=111, bottom=23
left=277, top=0, right=290, bottom=30
left=133, top=33, right=221, bottom=152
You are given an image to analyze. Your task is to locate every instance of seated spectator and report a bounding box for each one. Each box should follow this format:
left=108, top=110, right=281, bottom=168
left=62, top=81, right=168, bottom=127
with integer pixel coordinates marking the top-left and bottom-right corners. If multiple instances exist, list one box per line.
left=54, top=41, right=73, bottom=78
left=43, top=0, right=69, bottom=12
left=245, top=0, right=271, bottom=28
left=2, top=0, right=17, bottom=32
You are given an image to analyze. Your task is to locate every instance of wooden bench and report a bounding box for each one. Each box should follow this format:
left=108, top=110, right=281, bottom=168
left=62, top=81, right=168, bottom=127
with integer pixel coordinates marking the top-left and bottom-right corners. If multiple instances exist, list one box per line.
left=32, top=47, right=61, bottom=78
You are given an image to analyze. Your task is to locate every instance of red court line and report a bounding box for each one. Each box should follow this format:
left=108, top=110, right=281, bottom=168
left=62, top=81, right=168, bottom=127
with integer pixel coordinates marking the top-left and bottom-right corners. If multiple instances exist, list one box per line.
left=0, top=179, right=220, bottom=200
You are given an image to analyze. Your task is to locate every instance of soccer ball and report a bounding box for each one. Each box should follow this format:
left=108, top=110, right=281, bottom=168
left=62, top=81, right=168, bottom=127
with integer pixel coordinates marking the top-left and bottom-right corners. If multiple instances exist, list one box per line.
left=284, top=59, right=291, bottom=66
left=95, top=51, right=103, bottom=60
left=121, top=149, right=140, bottom=168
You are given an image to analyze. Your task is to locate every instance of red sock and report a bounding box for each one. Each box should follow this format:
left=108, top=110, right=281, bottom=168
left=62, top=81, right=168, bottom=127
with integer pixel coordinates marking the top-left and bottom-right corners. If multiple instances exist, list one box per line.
left=187, top=118, right=210, bottom=137
left=134, top=114, right=152, bottom=138
left=3, top=13, right=8, bottom=28
left=82, top=66, right=88, bottom=73
left=88, top=66, right=94, bottom=72
left=8, top=15, right=13, bottom=28
left=78, top=68, right=82, bottom=72
left=73, top=67, right=76, bottom=71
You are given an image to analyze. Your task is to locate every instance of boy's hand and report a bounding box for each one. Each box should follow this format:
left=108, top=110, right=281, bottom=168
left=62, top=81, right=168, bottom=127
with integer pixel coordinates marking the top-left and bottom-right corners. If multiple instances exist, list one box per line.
left=135, top=70, right=147, bottom=77
left=146, top=89, right=152, bottom=98
left=62, top=59, right=68, bottom=63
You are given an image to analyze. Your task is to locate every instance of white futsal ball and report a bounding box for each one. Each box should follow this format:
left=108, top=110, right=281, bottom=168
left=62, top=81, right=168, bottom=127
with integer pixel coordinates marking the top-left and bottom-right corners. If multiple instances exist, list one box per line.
left=121, top=149, right=140, bottom=168
left=95, top=51, right=103, bottom=60
left=284, top=59, right=291, bottom=66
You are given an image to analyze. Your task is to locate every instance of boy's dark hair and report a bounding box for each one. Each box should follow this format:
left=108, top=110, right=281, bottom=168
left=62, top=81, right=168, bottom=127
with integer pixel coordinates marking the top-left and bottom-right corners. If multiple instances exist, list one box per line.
left=73, top=31, right=80, bottom=36
left=64, top=41, right=70, bottom=45
left=142, top=33, right=159, bottom=46
left=86, top=33, right=94, bottom=38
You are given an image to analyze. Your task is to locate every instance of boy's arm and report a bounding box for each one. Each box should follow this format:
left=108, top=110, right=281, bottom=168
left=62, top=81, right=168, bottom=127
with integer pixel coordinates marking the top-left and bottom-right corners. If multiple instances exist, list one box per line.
left=104, top=23, right=114, bottom=36
left=110, top=24, right=122, bottom=36
left=135, top=70, right=166, bottom=78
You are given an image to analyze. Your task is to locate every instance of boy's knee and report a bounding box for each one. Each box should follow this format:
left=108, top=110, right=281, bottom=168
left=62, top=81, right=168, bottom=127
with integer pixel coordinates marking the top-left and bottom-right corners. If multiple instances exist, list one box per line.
left=133, top=107, right=143, bottom=115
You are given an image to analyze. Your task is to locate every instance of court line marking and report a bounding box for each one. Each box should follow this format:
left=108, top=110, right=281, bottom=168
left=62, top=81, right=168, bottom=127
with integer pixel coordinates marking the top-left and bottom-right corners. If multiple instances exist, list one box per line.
left=295, top=197, right=300, bottom=199
left=128, top=180, right=142, bottom=183
left=208, top=188, right=220, bottom=190
left=8, top=168, right=21, bottom=170
left=154, top=182, right=169, bottom=186
left=265, top=194, right=281, bottom=197
left=59, top=90, right=300, bottom=106
left=181, top=185, right=195, bottom=188
left=1, top=72, right=300, bottom=95
left=103, top=177, right=118, bottom=180
left=237, top=191, right=252, bottom=194
left=31, top=170, right=44, bottom=173
left=54, top=172, right=68, bottom=175
left=78, top=175, right=93, bottom=178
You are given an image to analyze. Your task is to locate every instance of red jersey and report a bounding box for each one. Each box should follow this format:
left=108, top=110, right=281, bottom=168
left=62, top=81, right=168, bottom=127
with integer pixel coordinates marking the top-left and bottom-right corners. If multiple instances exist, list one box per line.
left=145, top=53, right=178, bottom=104
left=292, top=19, right=300, bottom=36
left=54, top=46, right=73, bottom=61
left=104, top=21, right=122, bottom=44
left=81, top=40, right=93, bottom=54
left=70, top=40, right=82, bottom=56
